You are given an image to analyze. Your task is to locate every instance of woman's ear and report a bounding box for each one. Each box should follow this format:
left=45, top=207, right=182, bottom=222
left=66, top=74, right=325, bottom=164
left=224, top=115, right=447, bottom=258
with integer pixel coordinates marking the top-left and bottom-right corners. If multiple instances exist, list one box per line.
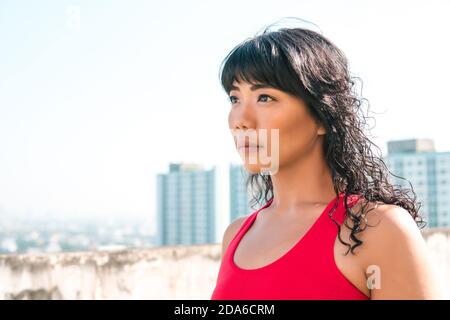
left=313, top=118, right=326, bottom=135
left=317, top=125, right=326, bottom=135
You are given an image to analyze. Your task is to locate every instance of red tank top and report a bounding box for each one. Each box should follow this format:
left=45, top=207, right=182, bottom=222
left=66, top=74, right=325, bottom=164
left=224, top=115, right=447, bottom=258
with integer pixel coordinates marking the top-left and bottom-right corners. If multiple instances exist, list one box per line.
left=211, top=192, right=369, bottom=300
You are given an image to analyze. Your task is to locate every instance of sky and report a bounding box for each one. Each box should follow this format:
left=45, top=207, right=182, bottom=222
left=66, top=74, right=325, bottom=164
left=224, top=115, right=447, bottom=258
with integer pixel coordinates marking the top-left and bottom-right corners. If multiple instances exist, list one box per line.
left=0, top=0, right=449, bottom=232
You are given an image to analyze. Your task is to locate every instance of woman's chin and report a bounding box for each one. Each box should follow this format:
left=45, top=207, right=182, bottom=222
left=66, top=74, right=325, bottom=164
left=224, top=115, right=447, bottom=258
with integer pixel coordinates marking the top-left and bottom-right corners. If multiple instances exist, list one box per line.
left=242, top=163, right=266, bottom=174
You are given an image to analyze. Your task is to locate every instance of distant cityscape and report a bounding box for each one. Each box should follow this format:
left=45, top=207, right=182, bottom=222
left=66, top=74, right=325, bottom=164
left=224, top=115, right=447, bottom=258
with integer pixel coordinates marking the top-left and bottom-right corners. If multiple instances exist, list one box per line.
left=0, top=214, right=155, bottom=255
left=1, top=138, right=449, bottom=255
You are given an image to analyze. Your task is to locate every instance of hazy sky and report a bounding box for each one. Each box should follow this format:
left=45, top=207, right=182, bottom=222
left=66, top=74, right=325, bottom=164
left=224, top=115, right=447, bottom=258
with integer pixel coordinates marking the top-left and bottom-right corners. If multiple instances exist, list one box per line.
left=1, top=0, right=449, bottom=230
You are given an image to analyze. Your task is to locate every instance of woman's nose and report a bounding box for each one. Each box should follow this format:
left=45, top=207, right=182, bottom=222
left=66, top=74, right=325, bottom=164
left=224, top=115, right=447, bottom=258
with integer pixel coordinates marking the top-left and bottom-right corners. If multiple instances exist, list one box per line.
left=229, top=103, right=256, bottom=130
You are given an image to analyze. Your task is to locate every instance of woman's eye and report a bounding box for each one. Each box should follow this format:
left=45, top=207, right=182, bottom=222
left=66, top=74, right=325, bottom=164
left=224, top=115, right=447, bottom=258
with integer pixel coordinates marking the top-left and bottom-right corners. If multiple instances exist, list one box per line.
left=258, top=94, right=273, bottom=103
left=228, top=94, right=274, bottom=104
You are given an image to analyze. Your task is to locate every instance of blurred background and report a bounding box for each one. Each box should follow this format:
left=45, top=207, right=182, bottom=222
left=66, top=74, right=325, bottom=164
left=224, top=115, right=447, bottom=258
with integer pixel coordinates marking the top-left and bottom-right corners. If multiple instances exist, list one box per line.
left=0, top=0, right=449, bottom=299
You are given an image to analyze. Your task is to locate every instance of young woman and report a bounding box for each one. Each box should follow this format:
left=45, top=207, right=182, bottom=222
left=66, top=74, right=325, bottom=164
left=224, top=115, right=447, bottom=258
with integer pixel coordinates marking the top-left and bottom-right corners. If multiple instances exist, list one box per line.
left=210, top=24, right=443, bottom=300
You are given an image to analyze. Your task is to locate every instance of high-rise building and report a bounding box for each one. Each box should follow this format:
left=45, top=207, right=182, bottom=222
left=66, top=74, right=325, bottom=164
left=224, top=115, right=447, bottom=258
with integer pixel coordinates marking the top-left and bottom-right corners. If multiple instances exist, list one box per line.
left=384, top=139, right=450, bottom=228
left=229, top=164, right=253, bottom=222
left=156, top=163, right=216, bottom=246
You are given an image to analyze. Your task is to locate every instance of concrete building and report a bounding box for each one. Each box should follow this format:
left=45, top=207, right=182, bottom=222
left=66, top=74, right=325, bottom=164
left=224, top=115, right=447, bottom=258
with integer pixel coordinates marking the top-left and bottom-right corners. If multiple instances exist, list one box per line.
left=156, top=163, right=216, bottom=246
left=384, top=139, right=450, bottom=228
left=229, top=164, right=254, bottom=222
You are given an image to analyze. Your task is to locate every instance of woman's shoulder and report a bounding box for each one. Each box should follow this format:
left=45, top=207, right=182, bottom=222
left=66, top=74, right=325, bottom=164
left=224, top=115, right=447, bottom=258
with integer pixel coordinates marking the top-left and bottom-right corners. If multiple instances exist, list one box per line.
left=343, top=197, right=423, bottom=265
left=351, top=200, right=442, bottom=298
left=221, top=214, right=253, bottom=258
left=221, top=199, right=274, bottom=256
left=345, top=197, right=420, bottom=243
left=349, top=198, right=419, bottom=237
left=341, top=198, right=443, bottom=298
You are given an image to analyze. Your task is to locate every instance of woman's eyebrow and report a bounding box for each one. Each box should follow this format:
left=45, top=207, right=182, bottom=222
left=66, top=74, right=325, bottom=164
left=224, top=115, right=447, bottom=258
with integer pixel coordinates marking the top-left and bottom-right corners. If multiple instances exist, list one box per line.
left=230, top=84, right=275, bottom=92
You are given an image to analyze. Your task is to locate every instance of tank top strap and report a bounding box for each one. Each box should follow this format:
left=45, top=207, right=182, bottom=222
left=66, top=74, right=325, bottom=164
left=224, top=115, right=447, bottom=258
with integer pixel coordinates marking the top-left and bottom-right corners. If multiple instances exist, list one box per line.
left=330, top=193, right=363, bottom=226
left=228, top=198, right=274, bottom=250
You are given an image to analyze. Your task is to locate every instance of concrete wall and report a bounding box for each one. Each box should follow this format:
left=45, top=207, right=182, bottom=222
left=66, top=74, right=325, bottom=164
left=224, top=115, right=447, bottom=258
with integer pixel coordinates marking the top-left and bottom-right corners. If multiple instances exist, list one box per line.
left=0, top=244, right=221, bottom=299
left=0, top=228, right=449, bottom=299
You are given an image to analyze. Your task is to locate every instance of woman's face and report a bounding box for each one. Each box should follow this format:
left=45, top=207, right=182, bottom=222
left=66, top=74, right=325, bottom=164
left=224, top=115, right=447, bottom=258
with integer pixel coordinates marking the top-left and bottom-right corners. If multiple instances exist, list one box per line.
left=228, top=80, right=326, bottom=174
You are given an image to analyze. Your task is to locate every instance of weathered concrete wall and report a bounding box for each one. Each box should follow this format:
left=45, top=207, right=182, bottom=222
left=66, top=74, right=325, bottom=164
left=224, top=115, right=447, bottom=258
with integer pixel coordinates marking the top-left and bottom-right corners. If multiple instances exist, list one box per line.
left=420, top=227, right=450, bottom=299
left=0, top=244, right=222, bottom=299
left=0, top=228, right=449, bottom=299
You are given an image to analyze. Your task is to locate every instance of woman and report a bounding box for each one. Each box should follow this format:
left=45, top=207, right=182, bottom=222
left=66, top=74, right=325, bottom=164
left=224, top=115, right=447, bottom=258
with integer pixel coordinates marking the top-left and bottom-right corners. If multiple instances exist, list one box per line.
left=210, top=23, right=443, bottom=300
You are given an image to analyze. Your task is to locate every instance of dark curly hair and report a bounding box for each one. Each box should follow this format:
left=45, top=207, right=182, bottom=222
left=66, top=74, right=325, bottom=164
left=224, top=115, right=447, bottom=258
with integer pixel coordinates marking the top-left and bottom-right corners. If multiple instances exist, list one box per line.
left=218, top=20, right=426, bottom=255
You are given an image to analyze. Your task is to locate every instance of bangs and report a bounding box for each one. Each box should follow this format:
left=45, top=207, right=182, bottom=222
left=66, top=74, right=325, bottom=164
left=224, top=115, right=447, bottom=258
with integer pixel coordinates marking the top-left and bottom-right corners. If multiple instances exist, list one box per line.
left=219, top=34, right=303, bottom=96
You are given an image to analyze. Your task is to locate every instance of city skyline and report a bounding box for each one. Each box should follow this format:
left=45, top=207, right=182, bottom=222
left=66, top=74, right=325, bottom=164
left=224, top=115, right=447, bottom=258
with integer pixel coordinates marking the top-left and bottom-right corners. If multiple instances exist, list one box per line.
left=2, top=137, right=449, bottom=254
left=1, top=0, right=450, bottom=231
